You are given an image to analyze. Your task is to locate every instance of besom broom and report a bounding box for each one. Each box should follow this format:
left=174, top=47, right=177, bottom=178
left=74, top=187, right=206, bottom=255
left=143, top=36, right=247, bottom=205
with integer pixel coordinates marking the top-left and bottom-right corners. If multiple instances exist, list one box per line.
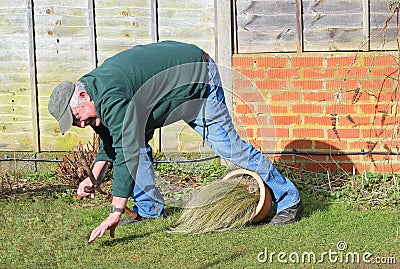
left=171, top=169, right=272, bottom=234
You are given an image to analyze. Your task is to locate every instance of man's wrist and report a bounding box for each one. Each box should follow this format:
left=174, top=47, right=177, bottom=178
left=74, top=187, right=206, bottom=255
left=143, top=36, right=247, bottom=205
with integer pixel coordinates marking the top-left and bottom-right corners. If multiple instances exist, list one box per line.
left=110, top=205, right=125, bottom=214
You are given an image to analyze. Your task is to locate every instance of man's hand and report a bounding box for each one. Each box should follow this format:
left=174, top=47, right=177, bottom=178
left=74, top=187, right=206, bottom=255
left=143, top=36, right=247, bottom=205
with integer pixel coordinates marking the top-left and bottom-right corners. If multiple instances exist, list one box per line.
left=88, top=213, right=121, bottom=243
left=77, top=177, right=95, bottom=198
left=77, top=161, right=107, bottom=199
left=88, top=196, right=128, bottom=243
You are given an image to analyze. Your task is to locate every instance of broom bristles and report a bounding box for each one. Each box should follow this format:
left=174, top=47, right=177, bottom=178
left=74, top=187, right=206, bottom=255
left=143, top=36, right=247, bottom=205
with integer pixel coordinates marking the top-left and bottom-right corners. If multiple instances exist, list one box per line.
left=171, top=177, right=260, bottom=234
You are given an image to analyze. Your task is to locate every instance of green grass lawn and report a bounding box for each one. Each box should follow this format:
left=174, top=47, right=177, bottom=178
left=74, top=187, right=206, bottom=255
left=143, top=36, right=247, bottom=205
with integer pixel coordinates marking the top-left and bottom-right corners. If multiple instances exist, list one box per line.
left=0, top=165, right=399, bottom=269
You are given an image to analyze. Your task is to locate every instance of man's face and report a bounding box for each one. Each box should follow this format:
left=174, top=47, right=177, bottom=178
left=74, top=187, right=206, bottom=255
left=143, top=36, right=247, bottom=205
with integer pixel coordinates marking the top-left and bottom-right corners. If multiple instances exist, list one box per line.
left=70, top=93, right=101, bottom=128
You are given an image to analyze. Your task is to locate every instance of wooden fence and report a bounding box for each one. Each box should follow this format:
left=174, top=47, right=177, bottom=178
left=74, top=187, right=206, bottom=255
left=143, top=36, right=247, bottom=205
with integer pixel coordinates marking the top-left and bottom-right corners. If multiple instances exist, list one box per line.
left=235, top=0, right=397, bottom=53
left=2, top=0, right=399, bottom=169
left=0, top=0, right=216, bottom=152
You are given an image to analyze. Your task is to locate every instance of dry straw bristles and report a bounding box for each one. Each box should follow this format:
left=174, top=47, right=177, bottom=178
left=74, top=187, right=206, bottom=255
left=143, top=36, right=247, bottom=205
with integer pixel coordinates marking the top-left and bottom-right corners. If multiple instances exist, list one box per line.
left=171, top=173, right=261, bottom=234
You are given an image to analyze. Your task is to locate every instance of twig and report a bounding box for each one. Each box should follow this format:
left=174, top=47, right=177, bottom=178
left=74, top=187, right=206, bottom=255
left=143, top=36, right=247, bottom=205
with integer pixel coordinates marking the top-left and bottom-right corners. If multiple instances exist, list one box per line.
left=351, top=165, right=356, bottom=192
left=327, top=170, right=332, bottom=191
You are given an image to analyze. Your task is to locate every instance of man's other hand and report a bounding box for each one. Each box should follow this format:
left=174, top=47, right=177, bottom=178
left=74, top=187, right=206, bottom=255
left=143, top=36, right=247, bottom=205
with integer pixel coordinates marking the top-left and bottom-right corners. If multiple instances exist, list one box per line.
left=77, top=177, right=95, bottom=198
left=88, top=213, right=121, bottom=243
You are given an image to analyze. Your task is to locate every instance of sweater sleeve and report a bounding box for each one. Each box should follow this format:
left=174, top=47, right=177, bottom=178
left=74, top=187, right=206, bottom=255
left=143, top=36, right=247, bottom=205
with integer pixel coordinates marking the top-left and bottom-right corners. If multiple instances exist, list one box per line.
left=91, top=124, right=116, bottom=163
left=100, top=96, right=142, bottom=198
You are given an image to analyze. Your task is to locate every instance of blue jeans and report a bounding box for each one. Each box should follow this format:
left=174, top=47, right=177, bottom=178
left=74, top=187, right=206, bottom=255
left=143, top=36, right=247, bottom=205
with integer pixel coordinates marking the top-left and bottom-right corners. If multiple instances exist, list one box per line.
left=131, top=130, right=165, bottom=218
left=131, top=56, right=300, bottom=217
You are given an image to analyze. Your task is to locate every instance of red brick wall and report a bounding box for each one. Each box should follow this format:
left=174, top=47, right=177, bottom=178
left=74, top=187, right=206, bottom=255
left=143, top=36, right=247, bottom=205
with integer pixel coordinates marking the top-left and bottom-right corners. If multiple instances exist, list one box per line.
left=232, top=52, right=400, bottom=173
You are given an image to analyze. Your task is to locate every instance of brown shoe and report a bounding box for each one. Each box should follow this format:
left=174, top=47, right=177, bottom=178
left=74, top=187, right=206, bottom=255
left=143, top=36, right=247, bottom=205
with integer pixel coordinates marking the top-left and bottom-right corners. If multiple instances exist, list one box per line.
left=119, top=214, right=144, bottom=226
left=269, top=200, right=304, bottom=226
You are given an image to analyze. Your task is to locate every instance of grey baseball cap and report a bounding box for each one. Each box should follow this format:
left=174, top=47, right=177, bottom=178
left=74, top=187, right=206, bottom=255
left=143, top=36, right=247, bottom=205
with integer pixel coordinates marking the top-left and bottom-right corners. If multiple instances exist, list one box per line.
left=48, top=81, right=75, bottom=135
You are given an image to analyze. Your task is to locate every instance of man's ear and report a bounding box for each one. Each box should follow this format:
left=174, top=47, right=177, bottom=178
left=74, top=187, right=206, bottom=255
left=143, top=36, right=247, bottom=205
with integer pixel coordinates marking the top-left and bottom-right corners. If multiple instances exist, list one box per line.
left=78, top=91, right=91, bottom=101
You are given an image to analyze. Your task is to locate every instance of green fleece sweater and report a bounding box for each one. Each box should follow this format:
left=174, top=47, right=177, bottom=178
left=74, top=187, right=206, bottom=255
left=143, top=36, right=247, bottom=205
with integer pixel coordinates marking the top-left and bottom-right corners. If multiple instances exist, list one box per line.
left=79, top=41, right=209, bottom=198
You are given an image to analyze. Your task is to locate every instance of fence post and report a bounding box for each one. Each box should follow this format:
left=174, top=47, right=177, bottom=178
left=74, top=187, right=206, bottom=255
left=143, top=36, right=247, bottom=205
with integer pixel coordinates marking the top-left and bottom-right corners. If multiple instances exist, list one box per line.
left=27, top=0, right=40, bottom=152
left=88, top=0, right=98, bottom=68
left=363, top=0, right=370, bottom=51
left=295, top=0, right=304, bottom=53
left=214, top=0, right=233, bottom=113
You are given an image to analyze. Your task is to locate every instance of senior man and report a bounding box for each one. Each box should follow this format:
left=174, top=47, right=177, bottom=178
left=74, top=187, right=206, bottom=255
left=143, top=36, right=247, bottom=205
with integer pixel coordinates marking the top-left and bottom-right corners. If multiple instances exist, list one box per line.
left=48, top=41, right=303, bottom=243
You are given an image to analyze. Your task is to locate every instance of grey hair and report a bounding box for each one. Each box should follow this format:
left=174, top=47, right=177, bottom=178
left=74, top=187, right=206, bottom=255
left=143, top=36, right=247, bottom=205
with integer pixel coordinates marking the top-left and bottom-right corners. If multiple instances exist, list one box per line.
left=69, top=81, right=86, bottom=108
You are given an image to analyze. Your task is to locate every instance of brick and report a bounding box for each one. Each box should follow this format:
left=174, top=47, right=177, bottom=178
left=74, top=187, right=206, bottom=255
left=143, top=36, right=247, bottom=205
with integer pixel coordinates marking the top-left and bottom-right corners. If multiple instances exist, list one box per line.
left=256, top=57, right=288, bottom=68
left=263, top=105, right=288, bottom=114
left=368, top=154, right=393, bottom=162
left=361, top=79, right=393, bottom=90
left=327, top=56, right=356, bottom=67
left=257, top=127, right=277, bottom=137
left=364, top=55, right=397, bottom=67
left=305, top=162, right=337, bottom=172
left=291, top=57, right=323, bottom=67
left=358, top=104, right=389, bottom=114
left=326, top=104, right=356, bottom=115
left=374, top=91, right=398, bottom=102
left=275, top=128, right=290, bottom=137
left=303, top=92, right=334, bottom=102
left=272, top=115, right=301, bottom=125
left=349, top=141, right=370, bottom=150
left=347, top=155, right=365, bottom=164
left=271, top=91, right=301, bottom=102
left=341, top=90, right=370, bottom=103
left=328, top=155, right=354, bottom=163
left=338, top=68, right=370, bottom=78
left=255, top=141, right=275, bottom=152
left=236, top=68, right=265, bottom=79
left=233, top=79, right=253, bottom=90
left=371, top=142, right=391, bottom=152
left=238, top=92, right=265, bottom=102
left=361, top=128, right=397, bottom=139
left=304, top=115, right=332, bottom=126
left=336, top=163, right=356, bottom=172
left=303, top=68, right=334, bottom=78
left=245, top=128, right=255, bottom=138
left=375, top=163, right=400, bottom=173
left=339, top=116, right=371, bottom=126
left=293, top=128, right=324, bottom=138
left=256, top=80, right=287, bottom=90
left=373, top=116, right=398, bottom=126
left=292, top=104, right=324, bottom=114
left=293, top=80, right=323, bottom=90
left=382, top=141, right=400, bottom=151
left=236, top=128, right=254, bottom=138
left=280, top=139, right=312, bottom=150
left=236, top=116, right=258, bottom=126
left=326, top=79, right=358, bottom=90
left=328, top=128, right=359, bottom=139
left=232, top=57, right=254, bottom=67
left=371, top=67, right=398, bottom=77
left=254, top=115, right=268, bottom=126
left=235, top=104, right=254, bottom=114
left=300, top=154, right=328, bottom=162
left=268, top=68, right=299, bottom=78
left=235, top=115, right=268, bottom=127
left=275, top=155, right=296, bottom=163
left=315, top=140, right=347, bottom=150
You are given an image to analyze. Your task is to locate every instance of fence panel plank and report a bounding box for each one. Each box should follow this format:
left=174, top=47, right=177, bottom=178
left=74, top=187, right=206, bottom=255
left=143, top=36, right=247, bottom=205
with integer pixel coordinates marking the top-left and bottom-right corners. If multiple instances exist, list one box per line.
left=370, top=0, right=397, bottom=50
left=34, top=0, right=94, bottom=151
left=0, top=0, right=34, bottom=150
left=302, top=0, right=364, bottom=51
left=95, top=0, right=153, bottom=63
left=236, top=0, right=297, bottom=53
left=158, top=0, right=215, bottom=56
left=236, top=0, right=397, bottom=52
